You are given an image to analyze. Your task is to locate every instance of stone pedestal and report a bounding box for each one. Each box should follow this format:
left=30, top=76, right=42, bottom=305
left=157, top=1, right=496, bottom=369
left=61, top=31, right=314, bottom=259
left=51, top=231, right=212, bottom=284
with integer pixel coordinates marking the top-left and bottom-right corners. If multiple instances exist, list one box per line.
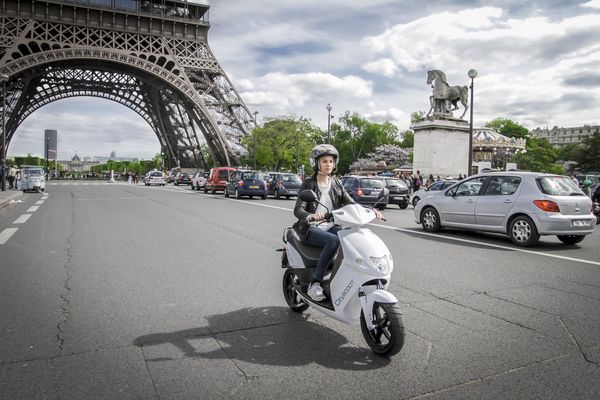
left=412, top=118, right=470, bottom=178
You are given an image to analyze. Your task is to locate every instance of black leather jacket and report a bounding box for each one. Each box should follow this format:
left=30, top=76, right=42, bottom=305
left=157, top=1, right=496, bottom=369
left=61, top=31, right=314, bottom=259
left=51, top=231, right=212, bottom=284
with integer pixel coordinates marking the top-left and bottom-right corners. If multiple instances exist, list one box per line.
left=293, top=176, right=355, bottom=238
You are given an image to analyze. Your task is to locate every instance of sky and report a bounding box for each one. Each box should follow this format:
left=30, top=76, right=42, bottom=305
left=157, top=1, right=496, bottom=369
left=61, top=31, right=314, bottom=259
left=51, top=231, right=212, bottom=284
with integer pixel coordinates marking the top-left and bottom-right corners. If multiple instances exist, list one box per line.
left=8, top=0, right=600, bottom=160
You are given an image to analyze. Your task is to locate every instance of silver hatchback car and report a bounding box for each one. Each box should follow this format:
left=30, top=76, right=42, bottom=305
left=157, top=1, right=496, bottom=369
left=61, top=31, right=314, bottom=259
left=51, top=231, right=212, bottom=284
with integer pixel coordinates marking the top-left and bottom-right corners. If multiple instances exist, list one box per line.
left=414, top=172, right=596, bottom=246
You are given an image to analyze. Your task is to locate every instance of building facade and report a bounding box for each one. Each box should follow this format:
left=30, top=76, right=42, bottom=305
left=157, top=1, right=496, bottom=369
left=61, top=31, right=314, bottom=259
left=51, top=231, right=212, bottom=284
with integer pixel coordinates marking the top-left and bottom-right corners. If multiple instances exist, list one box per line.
left=44, top=129, right=57, bottom=160
left=530, top=125, right=600, bottom=147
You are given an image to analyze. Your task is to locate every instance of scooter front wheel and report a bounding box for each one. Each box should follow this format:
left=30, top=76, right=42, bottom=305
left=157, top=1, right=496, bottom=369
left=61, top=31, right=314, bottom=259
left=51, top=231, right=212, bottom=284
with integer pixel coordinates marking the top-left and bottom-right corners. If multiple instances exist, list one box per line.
left=360, top=302, right=405, bottom=356
left=282, top=269, right=309, bottom=313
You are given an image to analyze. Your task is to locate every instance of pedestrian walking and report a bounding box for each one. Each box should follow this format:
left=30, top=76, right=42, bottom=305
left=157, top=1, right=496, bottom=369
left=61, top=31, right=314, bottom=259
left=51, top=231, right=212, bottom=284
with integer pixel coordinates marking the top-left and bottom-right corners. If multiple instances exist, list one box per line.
left=8, top=165, right=16, bottom=189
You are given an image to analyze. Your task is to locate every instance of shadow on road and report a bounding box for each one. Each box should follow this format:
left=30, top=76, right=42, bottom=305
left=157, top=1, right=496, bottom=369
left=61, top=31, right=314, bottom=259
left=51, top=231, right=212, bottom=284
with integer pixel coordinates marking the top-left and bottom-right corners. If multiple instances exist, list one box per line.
left=133, top=306, right=391, bottom=371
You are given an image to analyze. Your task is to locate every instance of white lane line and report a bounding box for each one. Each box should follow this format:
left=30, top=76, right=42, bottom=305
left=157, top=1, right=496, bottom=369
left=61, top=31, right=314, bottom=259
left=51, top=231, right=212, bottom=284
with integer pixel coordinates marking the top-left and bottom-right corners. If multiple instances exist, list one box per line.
left=35, top=200, right=44, bottom=205
left=369, top=223, right=600, bottom=267
left=199, top=194, right=600, bottom=267
left=0, top=228, right=18, bottom=244
left=13, top=214, right=32, bottom=224
left=27, top=206, right=39, bottom=212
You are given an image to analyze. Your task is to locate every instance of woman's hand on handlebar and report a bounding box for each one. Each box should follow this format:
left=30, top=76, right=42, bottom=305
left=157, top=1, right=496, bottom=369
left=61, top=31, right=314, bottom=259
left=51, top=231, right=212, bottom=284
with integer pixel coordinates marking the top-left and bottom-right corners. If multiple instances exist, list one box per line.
left=374, top=209, right=386, bottom=221
left=309, top=212, right=326, bottom=222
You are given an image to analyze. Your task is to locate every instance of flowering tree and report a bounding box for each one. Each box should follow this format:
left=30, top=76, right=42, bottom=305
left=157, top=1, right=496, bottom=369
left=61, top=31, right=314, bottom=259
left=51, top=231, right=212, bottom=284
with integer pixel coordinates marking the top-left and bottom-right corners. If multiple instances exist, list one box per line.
left=349, top=144, right=408, bottom=171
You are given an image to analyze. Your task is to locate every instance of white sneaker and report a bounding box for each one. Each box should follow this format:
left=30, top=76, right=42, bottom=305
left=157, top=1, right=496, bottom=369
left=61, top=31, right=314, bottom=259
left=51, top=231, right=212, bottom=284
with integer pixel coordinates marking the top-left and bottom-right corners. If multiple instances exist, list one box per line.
left=307, top=282, right=326, bottom=301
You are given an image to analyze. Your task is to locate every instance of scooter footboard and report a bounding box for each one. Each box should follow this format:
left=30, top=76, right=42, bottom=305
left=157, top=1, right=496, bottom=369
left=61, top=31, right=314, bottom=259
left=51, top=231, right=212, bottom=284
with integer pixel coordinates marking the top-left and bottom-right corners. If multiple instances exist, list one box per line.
left=361, top=289, right=399, bottom=330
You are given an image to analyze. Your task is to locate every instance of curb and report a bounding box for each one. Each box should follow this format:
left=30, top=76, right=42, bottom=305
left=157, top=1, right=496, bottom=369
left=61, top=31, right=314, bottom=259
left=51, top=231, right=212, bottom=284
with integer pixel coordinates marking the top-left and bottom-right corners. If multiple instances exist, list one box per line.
left=0, top=190, right=24, bottom=209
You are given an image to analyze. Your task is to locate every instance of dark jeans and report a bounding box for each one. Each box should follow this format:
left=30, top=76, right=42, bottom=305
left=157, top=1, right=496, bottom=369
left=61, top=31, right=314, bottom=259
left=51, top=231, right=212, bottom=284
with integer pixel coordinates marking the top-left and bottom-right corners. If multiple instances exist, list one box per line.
left=304, top=225, right=342, bottom=282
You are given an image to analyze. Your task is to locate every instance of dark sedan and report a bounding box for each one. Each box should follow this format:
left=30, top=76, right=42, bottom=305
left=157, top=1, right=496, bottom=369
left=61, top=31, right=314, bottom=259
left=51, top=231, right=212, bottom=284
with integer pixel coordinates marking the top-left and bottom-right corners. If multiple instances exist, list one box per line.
left=224, top=170, right=268, bottom=199
left=267, top=172, right=302, bottom=199
left=340, top=175, right=388, bottom=210
left=384, top=178, right=410, bottom=209
left=174, top=172, right=192, bottom=185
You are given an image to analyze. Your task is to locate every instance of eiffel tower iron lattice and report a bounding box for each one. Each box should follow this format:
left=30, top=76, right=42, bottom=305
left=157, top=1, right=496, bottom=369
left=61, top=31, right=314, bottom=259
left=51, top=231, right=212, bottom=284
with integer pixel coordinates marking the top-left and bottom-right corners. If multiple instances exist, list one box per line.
left=0, top=0, right=255, bottom=168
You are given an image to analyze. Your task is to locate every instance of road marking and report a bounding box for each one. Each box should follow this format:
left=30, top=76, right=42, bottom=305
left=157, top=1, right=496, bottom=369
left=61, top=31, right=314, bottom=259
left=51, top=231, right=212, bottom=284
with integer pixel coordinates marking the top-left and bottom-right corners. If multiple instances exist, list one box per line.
left=370, top=223, right=600, bottom=267
left=13, top=214, right=32, bottom=224
left=198, top=194, right=600, bottom=267
left=35, top=200, right=44, bottom=205
left=0, top=228, right=18, bottom=244
left=27, top=206, right=39, bottom=212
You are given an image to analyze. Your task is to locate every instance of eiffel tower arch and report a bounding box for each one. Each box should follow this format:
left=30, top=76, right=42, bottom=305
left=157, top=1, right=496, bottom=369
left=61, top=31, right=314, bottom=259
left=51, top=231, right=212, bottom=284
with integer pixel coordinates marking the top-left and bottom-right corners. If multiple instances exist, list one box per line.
left=0, top=0, right=255, bottom=168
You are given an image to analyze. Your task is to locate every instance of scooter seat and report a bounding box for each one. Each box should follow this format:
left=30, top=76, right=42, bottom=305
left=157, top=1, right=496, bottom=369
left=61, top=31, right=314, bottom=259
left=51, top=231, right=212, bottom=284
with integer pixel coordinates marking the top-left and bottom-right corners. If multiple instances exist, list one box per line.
left=286, top=229, right=321, bottom=268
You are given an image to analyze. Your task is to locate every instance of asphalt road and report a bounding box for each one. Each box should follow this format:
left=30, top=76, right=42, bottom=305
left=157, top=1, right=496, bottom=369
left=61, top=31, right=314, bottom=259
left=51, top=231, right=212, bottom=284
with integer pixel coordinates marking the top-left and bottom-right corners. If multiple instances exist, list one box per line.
left=0, top=182, right=599, bottom=399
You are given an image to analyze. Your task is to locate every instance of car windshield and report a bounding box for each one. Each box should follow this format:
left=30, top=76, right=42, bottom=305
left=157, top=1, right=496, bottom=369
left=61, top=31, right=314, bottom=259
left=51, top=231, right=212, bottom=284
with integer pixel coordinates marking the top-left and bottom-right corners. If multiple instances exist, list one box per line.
left=24, top=169, right=43, bottom=176
left=359, top=179, right=385, bottom=189
left=282, top=174, right=301, bottom=183
left=150, top=172, right=163, bottom=177
left=537, top=176, right=585, bottom=196
left=218, top=170, right=229, bottom=178
left=241, top=172, right=262, bottom=180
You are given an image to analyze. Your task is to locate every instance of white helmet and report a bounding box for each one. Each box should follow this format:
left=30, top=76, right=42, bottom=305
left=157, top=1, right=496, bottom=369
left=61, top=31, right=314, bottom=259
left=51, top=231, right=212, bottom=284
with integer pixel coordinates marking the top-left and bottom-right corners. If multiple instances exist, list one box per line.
left=310, top=144, right=339, bottom=171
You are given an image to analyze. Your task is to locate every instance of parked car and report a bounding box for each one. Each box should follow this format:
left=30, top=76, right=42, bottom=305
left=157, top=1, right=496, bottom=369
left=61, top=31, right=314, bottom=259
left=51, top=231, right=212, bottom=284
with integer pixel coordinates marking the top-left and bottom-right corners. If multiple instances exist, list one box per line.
left=384, top=178, right=410, bottom=209
left=266, top=172, right=302, bottom=199
left=173, top=172, right=192, bottom=185
left=191, top=171, right=209, bottom=190
left=224, top=170, right=268, bottom=199
left=410, top=179, right=458, bottom=207
left=414, top=172, right=596, bottom=247
left=204, top=167, right=237, bottom=194
left=144, top=171, right=166, bottom=186
left=340, top=175, right=388, bottom=210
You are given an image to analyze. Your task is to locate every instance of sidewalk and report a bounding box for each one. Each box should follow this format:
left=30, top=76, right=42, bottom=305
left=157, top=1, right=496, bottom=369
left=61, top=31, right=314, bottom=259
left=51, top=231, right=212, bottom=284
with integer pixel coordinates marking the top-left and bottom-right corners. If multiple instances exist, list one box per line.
left=0, top=188, right=23, bottom=209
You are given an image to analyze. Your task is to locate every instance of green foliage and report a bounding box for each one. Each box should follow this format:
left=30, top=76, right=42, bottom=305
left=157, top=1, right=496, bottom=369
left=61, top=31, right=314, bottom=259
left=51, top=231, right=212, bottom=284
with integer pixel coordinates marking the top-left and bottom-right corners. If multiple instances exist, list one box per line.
left=556, top=143, right=583, bottom=162
left=513, top=138, right=563, bottom=174
left=410, top=111, right=426, bottom=125
left=485, top=118, right=528, bottom=138
left=331, top=112, right=400, bottom=174
left=399, top=130, right=414, bottom=148
left=576, top=132, right=600, bottom=172
left=241, top=116, right=322, bottom=172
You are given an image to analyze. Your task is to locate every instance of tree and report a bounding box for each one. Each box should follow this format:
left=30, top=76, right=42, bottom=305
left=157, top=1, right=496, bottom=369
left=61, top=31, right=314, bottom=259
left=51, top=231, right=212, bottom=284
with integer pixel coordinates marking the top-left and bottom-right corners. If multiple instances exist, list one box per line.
left=410, top=111, right=426, bottom=125
left=576, top=132, right=600, bottom=172
left=556, top=143, right=583, bottom=162
left=512, top=138, right=563, bottom=174
left=331, top=112, right=400, bottom=174
left=485, top=118, right=528, bottom=138
left=240, top=116, right=322, bottom=172
left=399, top=130, right=414, bottom=148
left=349, top=144, right=408, bottom=171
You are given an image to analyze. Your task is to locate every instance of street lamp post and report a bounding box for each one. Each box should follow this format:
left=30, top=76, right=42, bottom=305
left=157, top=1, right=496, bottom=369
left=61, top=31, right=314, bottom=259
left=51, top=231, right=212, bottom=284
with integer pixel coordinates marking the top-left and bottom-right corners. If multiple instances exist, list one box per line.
left=467, top=69, right=478, bottom=176
left=0, top=73, right=8, bottom=191
left=326, top=103, right=332, bottom=144
left=295, top=128, right=299, bottom=173
left=46, top=137, right=50, bottom=180
left=253, top=111, right=258, bottom=170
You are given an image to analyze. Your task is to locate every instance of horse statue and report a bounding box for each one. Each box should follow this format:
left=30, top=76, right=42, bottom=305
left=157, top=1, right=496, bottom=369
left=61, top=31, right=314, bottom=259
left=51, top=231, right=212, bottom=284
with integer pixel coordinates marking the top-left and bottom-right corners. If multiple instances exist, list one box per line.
left=425, top=70, right=469, bottom=119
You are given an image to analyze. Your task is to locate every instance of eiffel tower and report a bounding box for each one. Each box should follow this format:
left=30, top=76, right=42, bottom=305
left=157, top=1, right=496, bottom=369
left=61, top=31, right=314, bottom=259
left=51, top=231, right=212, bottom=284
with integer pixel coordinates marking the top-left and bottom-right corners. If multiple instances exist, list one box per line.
left=0, top=0, right=254, bottom=168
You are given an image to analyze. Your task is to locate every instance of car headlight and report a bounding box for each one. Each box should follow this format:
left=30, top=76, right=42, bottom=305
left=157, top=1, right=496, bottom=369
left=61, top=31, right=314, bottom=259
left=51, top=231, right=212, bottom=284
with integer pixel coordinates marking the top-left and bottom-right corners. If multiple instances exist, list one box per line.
left=370, top=255, right=391, bottom=275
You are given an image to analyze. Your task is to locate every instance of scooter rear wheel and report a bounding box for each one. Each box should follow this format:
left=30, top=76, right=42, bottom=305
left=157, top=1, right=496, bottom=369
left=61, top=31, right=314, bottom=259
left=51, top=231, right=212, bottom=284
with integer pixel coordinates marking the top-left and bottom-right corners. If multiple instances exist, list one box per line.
left=282, top=269, right=309, bottom=313
left=360, top=302, right=405, bottom=355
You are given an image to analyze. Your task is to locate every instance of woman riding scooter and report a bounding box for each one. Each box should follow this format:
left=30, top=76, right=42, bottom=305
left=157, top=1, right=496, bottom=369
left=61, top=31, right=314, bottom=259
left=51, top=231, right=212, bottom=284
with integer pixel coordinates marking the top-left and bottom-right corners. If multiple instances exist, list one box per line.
left=293, top=144, right=383, bottom=301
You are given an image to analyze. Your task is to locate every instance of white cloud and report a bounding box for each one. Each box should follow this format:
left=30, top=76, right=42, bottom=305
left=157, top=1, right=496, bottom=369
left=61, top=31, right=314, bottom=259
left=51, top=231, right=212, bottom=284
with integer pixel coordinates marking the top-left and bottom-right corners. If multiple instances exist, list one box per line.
left=582, top=0, right=600, bottom=9
left=362, top=58, right=398, bottom=77
left=240, top=72, right=373, bottom=110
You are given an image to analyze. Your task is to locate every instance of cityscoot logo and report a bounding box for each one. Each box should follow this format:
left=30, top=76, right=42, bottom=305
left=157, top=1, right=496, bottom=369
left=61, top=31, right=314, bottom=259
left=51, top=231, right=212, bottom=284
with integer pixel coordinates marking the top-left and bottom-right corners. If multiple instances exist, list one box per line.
left=335, top=280, right=354, bottom=306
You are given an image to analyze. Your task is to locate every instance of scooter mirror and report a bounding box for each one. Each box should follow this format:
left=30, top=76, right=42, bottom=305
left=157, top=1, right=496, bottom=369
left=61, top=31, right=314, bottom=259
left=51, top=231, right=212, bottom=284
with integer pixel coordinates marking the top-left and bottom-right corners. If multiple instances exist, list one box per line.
left=378, top=188, right=389, bottom=199
left=299, top=189, right=318, bottom=202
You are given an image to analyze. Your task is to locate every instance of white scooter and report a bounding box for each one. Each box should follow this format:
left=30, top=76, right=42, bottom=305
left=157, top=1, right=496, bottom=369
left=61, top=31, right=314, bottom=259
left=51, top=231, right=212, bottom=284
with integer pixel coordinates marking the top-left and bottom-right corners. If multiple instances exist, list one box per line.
left=279, top=189, right=404, bottom=355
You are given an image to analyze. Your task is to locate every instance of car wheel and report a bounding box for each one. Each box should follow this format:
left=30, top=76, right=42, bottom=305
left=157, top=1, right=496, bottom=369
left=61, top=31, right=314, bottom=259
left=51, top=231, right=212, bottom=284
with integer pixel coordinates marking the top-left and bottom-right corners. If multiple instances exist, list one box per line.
left=377, top=204, right=386, bottom=211
left=399, top=202, right=408, bottom=209
left=224, top=188, right=229, bottom=197
left=509, top=216, right=540, bottom=247
left=211, top=188, right=216, bottom=194
left=556, top=235, right=585, bottom=245
left=235, top=189, right=241, bottom=199
left=421, top=207, right=441, bottom=232
left=261, top=194, right=267, bottom=200
left=275, top=189, right=281, bottom=199
left=204, top=187, right=208, bottom=193
left=412, top=197, right=420, bottom=207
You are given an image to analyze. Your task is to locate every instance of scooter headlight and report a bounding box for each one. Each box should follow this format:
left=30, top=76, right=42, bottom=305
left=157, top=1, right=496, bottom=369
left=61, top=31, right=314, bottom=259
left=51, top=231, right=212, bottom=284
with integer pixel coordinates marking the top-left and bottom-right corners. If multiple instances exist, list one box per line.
left=370, top=255, right=390, bottom=275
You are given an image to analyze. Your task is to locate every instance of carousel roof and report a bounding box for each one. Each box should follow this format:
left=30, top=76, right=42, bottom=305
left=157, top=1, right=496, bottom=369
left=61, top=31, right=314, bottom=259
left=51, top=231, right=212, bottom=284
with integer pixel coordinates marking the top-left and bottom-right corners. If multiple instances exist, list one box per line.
left=472, top=127, right=526, bottom=149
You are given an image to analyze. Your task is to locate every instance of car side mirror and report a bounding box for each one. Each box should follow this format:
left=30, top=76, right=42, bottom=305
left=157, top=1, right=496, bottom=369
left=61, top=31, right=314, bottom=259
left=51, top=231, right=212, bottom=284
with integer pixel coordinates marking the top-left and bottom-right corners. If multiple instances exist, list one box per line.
left=299, top=189, right=318, bottom=202
left=378, top=188, right=389, bottom=198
